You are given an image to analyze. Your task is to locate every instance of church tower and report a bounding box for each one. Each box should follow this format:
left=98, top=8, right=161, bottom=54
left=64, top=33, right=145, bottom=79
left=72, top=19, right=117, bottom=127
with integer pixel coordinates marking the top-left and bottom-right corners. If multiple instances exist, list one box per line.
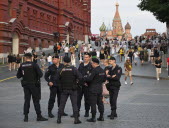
left=112, top=2, right=124, bottom=39
left=123, top=22, right=132, bottom=41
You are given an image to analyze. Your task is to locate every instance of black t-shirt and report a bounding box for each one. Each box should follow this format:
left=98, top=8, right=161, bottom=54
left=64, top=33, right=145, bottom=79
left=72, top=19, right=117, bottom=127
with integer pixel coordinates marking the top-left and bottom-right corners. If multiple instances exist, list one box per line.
left=155, top=59, right=162, bottom=68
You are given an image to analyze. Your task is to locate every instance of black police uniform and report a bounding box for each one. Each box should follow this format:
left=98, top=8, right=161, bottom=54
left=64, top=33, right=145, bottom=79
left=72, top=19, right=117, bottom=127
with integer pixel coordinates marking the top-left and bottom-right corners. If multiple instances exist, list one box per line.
left=57, top=65, right=83, bottom=124
left=44, top=63, right=65, bottom=117
left=16, top=61, right=47, bottom=121
left=107, top=64, right=122, bottom=119
left=77, top=62, right=93, bottom=117
left=84, top=66, right=106, bottom=122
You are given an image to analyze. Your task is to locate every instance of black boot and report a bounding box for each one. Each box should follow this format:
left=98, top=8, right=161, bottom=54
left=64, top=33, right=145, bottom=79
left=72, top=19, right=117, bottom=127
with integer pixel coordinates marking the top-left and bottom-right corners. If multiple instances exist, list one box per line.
left=110, top=111, right=115, bottom=120
left=57, top=115, right=61, bottom=124
left=84, top=111, right=89, bottom=117
left=48, top=110, right=55, bottom=118
left=62, top=112, right=68, bottom=116
left=107, top=111, right=112, bottom=117
left=74, top=114, right=82, bottom=124
left=87, top=114, right=96, bottom=122
left=24, top=115, right=28, bottom=122
left=97, top=113, right=104, bottom=121
left=37, top=115, right=48, bottom=121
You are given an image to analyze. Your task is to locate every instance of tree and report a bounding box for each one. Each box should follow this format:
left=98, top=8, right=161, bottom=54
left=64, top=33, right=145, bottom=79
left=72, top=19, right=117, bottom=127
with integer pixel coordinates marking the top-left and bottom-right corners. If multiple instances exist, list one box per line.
left=138, top=0, right=169, bottom=38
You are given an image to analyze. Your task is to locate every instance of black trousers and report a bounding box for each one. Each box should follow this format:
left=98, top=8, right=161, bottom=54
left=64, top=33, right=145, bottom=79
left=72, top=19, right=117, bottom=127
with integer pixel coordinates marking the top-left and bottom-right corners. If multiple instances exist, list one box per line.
left=109, top=87, right=119, bottom=112
left=89, top=92, right=104, bottom=115
left=23, top=85, right=41, bottom=115
left=77, top=86, right=90, bottom=112
left=48, top=86, right=61, bottom=111
left=58, top=90, right=78, bottom=116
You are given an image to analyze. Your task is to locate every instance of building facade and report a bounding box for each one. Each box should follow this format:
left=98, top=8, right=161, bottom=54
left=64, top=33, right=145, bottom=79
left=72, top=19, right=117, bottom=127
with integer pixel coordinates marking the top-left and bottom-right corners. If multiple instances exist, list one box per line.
left=99, top=2, right=132, bottom=41
left=0, top=0, right=91, bottom=57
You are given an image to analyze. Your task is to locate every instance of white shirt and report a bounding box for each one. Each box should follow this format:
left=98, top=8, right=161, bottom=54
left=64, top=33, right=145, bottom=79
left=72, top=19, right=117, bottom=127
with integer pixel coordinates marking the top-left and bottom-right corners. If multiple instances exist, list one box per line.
left=47, top=56, right=52, bottom=62
left=64, top=47, right=69, bottom=53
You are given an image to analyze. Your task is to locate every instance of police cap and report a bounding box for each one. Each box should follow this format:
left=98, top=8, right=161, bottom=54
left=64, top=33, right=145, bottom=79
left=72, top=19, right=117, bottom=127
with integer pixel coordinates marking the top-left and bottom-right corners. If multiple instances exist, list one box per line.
left=92, top=58, right=100, bottom=64
left=84, top=52, right=91, bottom=57
left=52, top=55, right=59, bottom=59
left=109, top=56, right=116, bottom=61
left=63, top=56, right=71, bottom=63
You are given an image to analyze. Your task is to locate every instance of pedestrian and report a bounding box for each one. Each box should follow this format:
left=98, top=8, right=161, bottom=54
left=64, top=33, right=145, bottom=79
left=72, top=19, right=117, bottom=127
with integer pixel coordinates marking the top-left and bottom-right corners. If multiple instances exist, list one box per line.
left=106, top=57, right=122, bottom=120
left=16, top=53, right=48, bottom=122
left=102, top=59, right=110, bottom=104
left=40, top=56, right=46, bottom=71
left=124, top=57, right=133, bottom=85
left=118, top=47, right=124, bottom=62
left=154, top=56, right=162, bottom=80
left=64, top=44, right=69, bottom=57
left=45, top=55, right=68, bottom=118
left=33, top=52, right=38, bottom=64
left=78, top=51, right=83, bottom=63
left=12, top=54, right=16, bottom=70
left=47, top=54, right=52, bottom=66
left=7, top=53, right=13, bottom=71
left=84, top=58, right=106, bottom=122
left=71, top=52, right=76, bottom=66
left=16, top=54, right=21, bottom=70
left=57, top=56, right=82, bottom=124
left=76, top=52, right=93, bottom=118
left=134, top=51, right=139, bottom=65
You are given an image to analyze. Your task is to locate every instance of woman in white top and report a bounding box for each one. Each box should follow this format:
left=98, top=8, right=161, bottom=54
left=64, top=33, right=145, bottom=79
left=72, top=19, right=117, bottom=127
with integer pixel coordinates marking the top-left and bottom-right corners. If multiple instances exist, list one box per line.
left=47, top=54, right=52, bottom=66
left=134, top=51, right=139, bottom=65
left=71, top=52, right=76, bottom=66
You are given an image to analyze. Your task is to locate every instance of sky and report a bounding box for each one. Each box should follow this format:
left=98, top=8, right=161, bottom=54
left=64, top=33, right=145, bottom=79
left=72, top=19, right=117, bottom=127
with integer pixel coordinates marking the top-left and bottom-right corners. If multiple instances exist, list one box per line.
left=91, top=0, right=166, bottom=37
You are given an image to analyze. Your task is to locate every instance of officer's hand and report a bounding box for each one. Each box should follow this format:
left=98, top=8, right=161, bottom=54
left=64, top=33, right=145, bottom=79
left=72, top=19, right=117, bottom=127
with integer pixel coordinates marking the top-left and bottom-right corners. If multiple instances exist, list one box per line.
left=49, top=82, right=53, bottom=86
left=106, top=70, right=109, bottom=75
left=112, top=75, right=116, bottom=78
left=107, top=75, right=111, bottom=77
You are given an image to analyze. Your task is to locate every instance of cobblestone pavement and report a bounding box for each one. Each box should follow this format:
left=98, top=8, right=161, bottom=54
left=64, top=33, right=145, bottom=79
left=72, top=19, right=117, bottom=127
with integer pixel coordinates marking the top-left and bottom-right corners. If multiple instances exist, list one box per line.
left=0, top=76, right=169, bottom=128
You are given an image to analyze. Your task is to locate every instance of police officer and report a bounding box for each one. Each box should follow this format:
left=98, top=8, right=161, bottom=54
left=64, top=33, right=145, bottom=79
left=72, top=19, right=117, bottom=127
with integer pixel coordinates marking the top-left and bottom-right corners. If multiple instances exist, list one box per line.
left=77, top=52, right=93, bottom=117
left=106, top=57, right=122, bottom=120
left=44, top=55, right=68, bottom=118
left=16, top=53, right=48, bottom=122
left=84, top=58, right=106, bottom=122
left=57, top=56, right=82, bottom=124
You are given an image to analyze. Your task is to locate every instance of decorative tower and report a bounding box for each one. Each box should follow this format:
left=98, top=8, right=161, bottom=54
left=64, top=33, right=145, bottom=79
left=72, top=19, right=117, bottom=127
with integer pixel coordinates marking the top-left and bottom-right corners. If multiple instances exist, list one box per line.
left=123, top=22, right=132, bottom=41
left=112, top=2, right=124, bottom=40
left=99, top=22, right=107, bottom=37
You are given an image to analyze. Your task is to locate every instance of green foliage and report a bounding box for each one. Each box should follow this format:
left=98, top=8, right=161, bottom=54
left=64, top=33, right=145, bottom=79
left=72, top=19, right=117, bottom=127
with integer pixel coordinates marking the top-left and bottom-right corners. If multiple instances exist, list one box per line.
left=138, top=0, right=169, bottom=23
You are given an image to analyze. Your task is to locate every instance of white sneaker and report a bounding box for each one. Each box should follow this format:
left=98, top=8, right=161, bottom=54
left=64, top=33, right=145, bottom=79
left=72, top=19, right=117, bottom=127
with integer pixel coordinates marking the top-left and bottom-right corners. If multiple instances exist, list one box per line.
left=125, top=81, right=127, bottom=85
left=130, top=82, right=133, bottom=85
left=157, top=78, right=159, bottom=80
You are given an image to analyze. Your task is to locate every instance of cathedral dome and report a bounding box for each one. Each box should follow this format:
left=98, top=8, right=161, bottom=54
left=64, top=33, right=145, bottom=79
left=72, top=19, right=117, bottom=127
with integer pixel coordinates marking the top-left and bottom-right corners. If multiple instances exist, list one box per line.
left=125, top=22, right=131, bottom=29
left=99, top=22, right=106, bottom=31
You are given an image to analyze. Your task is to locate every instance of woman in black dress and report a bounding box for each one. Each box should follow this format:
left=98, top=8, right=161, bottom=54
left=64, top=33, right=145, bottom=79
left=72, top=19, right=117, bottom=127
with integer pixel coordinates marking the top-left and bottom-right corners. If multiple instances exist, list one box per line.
left=16, top=54, right=21, bottom=70
left=7, top=53, right=13, bottom=71
left=33, top=52, right=38, bottom=64
left=100, top=48, right=105, bottom=63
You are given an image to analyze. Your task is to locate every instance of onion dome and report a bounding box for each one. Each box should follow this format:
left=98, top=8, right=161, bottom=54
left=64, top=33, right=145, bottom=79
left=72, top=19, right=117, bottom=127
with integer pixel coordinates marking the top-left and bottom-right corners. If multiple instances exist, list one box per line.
left=125, top=22, right=131, bottom=29
left=99, top=22, right=106, bottom=31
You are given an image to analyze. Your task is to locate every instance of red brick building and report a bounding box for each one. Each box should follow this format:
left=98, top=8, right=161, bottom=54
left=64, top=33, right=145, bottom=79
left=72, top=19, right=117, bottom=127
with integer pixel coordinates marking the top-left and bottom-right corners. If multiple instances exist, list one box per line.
left=0, top=0, right=91, bottom=56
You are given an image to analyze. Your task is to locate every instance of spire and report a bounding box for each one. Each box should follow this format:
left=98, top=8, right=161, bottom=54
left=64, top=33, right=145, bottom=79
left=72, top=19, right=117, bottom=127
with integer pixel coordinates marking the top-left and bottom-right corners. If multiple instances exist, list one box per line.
left=112, top=2, right=123, bottom=37
left=107, top=23, right=112, bottom=31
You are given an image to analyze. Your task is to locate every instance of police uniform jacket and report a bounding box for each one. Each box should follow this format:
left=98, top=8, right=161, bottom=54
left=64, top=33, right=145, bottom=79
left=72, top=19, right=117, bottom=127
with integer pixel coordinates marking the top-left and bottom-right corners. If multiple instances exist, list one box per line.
left=16, top=61, right=43, bottom=84
left=107, top=65, right=122, bottom=89
left=59, top=65, right=83, bottom=90
left=44, top=63, right=64, bottom=87
left=78, top=62, right=93, bottom=85
left=84, top=66, right=106, bottom=94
